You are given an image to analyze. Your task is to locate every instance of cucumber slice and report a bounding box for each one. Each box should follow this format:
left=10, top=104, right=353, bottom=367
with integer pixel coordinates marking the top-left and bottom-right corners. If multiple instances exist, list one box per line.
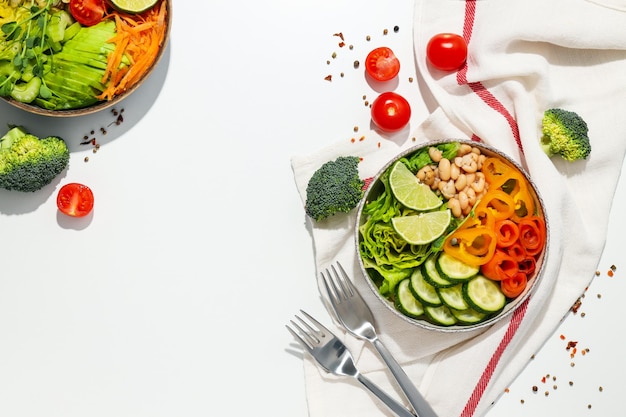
left=450, top=307, right=488, bottom=324
left=463, top=275, right=506, bottom=314
left=437, top=252, right=479, bottom=281
left=409, top=268, right=442, bottom=307
left=395, top=278, right=424, bottom=318
left=425, top=305, right=457, bottom=326
left=422, top=255, right=455, bottom=288
left=437, top=284, right=469, bottom=310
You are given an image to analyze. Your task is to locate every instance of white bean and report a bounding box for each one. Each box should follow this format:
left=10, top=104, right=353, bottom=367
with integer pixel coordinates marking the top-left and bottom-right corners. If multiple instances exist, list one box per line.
left=471, top=172, right=486, bottom=193
left=457, top=143, right=472, bottom=156
left=461, top=153, right=478, bottom=173
left=455, top=174, right=467, bottom=191
left=458, top=191, right=469, bottom=211
left=417, top=165, right=435, bottom=185
left=440, top=180, right=456, bottom=200
left=466, top=187, right=477, bottom=206
left=429, top=147, right=443, bottom=163
left=438, top=158, right=451, bottom=181
left=448, top=197, right=462, bottom=218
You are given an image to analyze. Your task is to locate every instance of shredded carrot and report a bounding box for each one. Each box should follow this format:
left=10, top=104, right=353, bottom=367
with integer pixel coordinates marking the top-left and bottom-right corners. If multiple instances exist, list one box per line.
left=98, top=0, right=168, bottom=101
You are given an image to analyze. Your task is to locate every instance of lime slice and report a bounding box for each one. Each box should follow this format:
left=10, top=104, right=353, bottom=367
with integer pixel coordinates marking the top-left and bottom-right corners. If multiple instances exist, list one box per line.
left=389, top=161, right=442, bottom=211
left=109, top=0, right=160, bottom=13
left=391, top=210, right=451, bottom=245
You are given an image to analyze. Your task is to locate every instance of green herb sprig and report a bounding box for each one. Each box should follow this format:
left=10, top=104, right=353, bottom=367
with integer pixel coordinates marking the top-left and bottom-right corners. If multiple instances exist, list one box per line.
left=0, top=0, right=55, bottom=99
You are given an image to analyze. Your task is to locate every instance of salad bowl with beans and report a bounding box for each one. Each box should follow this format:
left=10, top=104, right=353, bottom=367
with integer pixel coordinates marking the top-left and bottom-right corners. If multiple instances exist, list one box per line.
left=355, top=139, right=549, bottom=332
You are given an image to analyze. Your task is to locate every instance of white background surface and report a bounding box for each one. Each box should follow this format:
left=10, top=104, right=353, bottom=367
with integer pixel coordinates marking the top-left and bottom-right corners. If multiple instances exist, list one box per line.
left=0, top=1, right=624, bottom=416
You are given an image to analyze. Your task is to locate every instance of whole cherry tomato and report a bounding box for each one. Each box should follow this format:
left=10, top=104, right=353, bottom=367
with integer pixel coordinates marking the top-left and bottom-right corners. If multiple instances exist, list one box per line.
left=371, top=92, right=411, bottom=132
left=426, top=33, right=468, bottom=71
left=69, top=0, right=106, bottom=27
left=365, top=47, right=400, bottom=81
left=57, top=183, right=95, bottom=217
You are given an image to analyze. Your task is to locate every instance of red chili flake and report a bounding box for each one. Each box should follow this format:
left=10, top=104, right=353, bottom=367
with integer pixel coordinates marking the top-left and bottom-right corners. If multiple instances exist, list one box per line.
left=324, top=75, right=332, bottom=81
left=571, top=297, right=582, bottom=313
left=566, top=341, right=578, bottom=350
left=377, top=142, right=381, bottom=148
left=362, top=177, right=373, bottom=191
left=560, top=334, right=566, bottom=340
left=333, top=32, right=344, bottom=41
left=541, top=376, right=546, bottom=383
left=338, top=41, right=345, bottom=48
left=504, top=388, right=510, bottom=393
left=608, top=269, right=614, bottom=277
left=350, top=138, right=355, bottom=143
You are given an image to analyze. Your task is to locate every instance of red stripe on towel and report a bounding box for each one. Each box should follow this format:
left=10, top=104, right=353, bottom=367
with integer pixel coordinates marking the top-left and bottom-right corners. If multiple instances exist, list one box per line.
left=456, top=0, right=523, bottom=154
left=456, top=1, right=529, bottom=415
left=460, top=299, right=529, bottom=417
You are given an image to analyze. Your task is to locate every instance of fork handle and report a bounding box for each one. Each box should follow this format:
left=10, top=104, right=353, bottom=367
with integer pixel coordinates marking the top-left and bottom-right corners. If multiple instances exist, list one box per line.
left=356, top=373, right=416, bottom=417
left=373, top=339, right=438, bottom=417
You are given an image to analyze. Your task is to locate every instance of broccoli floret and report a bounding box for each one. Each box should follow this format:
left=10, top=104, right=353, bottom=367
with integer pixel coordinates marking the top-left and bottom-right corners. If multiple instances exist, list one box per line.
left=305, top=156, right=365, bottom=222
left=0, top=126, right=70, bottom=192
left=540, top=108, right=591, bottom=162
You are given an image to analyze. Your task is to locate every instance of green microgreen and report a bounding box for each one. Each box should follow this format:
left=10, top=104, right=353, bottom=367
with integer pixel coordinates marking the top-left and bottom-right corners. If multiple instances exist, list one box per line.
left=0, top=0, right=56, bottom=99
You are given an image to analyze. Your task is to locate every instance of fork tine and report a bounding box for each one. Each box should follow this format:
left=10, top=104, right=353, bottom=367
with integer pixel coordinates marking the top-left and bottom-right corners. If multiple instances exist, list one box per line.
left=335, top=262, right=357, bottom=297
left=321, top=268, right=341, bottom=305
left=286, top=323, right=314, bottom=353
left=299, top=309, right=331, bottom=336
left=288, top=310, right=330, bottom=348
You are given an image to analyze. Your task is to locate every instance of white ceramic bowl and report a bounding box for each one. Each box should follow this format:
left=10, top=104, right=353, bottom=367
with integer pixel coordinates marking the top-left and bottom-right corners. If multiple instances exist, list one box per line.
left=355, top=139, right=549, bottom=332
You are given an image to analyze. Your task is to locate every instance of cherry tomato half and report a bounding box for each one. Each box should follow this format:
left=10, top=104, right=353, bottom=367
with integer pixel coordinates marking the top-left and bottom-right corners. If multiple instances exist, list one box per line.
left=371, top=92, right=411, bottom=132
left=426, top=33, right=468, bottom=71
left=57, top=183, right=95, bottom=218
left=365, top=47, right=400, bottom=82
left=69, top=0, right=106, bottom=27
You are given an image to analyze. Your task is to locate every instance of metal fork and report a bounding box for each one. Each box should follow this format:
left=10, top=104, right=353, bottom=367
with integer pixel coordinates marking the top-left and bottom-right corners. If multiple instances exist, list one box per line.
left=322, top=263, right=438, bottom=417
left=287, top=310, right=415, bottom=417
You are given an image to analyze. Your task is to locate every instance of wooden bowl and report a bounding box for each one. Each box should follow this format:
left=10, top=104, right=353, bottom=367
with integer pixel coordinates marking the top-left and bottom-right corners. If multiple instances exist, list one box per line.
left=1, top=0, right=172, bottom=117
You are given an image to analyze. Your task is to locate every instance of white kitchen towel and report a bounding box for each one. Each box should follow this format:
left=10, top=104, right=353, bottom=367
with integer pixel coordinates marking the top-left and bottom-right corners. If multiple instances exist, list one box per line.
left=291, top=1, right=626, bottom=417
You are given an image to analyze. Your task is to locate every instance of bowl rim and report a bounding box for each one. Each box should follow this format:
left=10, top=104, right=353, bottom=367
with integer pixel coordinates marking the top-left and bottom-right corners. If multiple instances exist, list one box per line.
left=354, top=138, right=550, bottom=333
left=0, top=0, right=172, bottom=118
